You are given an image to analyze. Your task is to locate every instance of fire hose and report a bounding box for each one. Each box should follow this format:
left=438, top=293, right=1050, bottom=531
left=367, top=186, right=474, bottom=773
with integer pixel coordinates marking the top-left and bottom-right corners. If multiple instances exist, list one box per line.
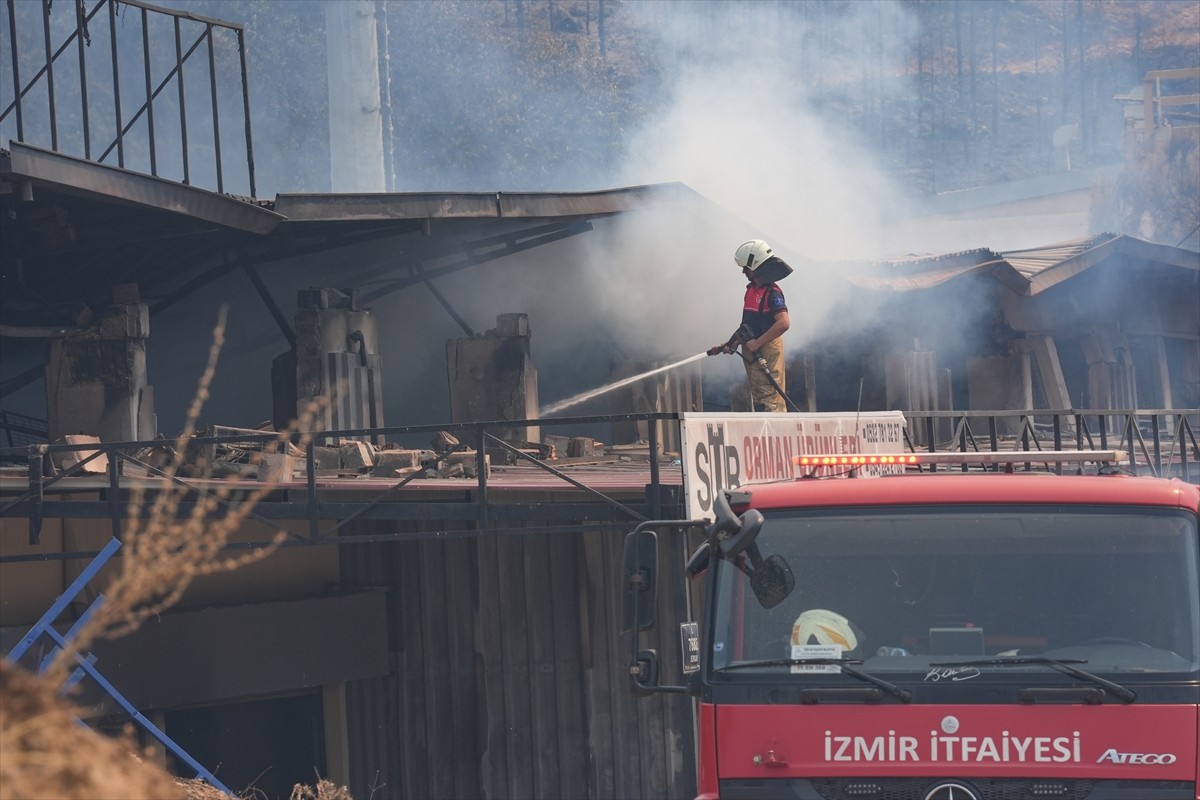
left=707, top=324, right=802, bottom=413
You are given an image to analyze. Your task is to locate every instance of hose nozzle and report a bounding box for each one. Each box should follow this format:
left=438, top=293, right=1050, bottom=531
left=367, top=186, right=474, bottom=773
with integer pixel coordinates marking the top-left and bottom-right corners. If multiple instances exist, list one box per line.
left=709, top=324, right=756, bottom=357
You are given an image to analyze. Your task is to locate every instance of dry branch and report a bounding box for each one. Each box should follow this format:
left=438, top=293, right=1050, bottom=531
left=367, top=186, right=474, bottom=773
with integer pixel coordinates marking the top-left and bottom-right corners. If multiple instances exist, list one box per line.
left=45, top=307, right=320, bottom=681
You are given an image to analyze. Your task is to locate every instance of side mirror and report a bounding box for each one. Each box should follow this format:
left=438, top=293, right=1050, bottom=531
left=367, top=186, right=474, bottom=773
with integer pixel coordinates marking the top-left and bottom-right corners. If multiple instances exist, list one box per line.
left=622, top=529, right=657, bottom=631
left=718, top=508, right=764, bottom=557
left=685, top=541, right=711, bottom=577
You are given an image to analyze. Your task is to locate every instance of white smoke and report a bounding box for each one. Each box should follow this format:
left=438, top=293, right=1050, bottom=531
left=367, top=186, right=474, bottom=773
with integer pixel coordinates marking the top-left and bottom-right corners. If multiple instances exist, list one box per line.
left=540, top=0, right=923, bottom=380
left=619, top=1, right=916, bottom=262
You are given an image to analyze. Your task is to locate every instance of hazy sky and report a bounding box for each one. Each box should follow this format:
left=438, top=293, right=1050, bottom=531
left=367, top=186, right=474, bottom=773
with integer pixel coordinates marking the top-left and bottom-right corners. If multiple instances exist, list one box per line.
left=4, top=0, right=1191, bottom=426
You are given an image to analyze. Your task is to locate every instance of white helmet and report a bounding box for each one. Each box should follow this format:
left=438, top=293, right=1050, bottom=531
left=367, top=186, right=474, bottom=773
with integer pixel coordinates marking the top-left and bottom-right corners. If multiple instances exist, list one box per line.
left=792, top=609, right=859, bottom=651
left=734, top=239, right=774, bottom=273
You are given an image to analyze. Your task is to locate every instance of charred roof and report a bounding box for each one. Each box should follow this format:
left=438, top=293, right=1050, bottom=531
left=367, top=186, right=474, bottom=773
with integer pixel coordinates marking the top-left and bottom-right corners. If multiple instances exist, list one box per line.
left=1, top=142, right=696, bottom=332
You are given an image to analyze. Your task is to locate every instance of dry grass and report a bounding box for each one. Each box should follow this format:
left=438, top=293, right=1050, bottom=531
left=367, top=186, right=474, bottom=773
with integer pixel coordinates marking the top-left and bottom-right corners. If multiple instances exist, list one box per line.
left=287, top=779, right=355, bottom=800
left=0, top=664, right=354, bottom=800
left=0, top=659, right=184, bottom=800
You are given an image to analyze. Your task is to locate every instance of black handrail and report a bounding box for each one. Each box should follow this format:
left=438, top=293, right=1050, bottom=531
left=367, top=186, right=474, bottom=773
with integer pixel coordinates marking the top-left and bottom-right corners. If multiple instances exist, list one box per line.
left=2, top=409, right=1197, bottom=564
left=0, top=412, right=687, bottom=558
left=0, top=0, right=257, bottom=197
left=899, top=408, right=1199, bottom=481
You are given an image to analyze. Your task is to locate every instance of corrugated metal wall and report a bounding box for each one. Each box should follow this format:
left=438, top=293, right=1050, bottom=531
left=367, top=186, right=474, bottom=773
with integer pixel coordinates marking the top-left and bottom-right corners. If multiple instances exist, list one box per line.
left=341, top=519, right=698, bottom=799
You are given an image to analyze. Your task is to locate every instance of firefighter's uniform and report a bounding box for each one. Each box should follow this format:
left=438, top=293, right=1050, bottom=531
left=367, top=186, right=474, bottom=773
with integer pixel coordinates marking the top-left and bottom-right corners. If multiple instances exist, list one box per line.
left=741, top=282, right=788, bottom=413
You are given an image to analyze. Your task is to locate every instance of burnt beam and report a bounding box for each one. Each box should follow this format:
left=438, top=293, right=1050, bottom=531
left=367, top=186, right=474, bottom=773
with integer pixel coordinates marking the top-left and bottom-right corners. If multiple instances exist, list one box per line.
left=241, top=262, right=296, bottom=349
left=416, top=263, right=475, bottom=337
left=360, top=219, right=593, bottom=305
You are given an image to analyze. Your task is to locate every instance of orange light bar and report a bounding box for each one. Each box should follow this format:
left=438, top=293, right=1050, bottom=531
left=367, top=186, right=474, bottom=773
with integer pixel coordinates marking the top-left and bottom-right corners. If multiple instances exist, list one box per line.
left=792, top=450, right=1127, bottom=467
left=793, top=454, right=920, bottom=466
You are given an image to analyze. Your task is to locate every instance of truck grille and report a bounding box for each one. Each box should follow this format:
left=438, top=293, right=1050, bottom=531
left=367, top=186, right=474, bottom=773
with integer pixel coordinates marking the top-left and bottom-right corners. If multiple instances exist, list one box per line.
left=718, top=777, right=1196, bottom=800
left=812, top=779, right=1096, bottom=800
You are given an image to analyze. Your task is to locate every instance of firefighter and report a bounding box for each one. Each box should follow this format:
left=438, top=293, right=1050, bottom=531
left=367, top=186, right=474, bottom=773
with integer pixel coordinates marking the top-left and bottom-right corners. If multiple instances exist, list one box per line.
left=712, top=239, right=792, bottom=413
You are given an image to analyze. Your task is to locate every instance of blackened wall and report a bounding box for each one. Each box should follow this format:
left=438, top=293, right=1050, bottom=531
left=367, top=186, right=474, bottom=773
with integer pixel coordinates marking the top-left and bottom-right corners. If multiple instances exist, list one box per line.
left=340, top=517, right=700, bottom=800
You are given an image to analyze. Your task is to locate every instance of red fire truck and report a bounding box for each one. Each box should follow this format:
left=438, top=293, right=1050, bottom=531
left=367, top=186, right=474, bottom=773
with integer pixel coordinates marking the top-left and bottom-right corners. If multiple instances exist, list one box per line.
left=624, top=450, right=1200, bottom=800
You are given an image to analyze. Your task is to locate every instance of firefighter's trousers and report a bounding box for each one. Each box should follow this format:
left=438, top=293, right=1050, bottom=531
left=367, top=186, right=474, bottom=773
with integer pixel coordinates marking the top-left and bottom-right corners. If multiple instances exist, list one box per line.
left=743, top=339, right=786, bottom=413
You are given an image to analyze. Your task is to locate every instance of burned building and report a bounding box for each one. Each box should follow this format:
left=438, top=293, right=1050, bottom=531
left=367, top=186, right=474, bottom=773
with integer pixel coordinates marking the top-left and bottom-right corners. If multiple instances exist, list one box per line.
left=0, top=5, right=733, bottom=798
left=1, top=2, right=1198, bottom=800
left=804, top=234, right=1199, bottom=443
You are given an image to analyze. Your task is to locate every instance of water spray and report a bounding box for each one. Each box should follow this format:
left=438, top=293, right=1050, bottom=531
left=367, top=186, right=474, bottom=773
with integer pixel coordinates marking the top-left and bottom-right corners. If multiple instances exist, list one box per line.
left=539, top=351, right=710, bottom=416
left=539, top=325, right=802, bottom=417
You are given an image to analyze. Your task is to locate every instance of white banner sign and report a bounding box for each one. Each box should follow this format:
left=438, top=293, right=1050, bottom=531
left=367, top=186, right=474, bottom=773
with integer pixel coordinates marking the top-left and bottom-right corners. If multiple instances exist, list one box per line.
left=678, top=411, right=907, bottom=520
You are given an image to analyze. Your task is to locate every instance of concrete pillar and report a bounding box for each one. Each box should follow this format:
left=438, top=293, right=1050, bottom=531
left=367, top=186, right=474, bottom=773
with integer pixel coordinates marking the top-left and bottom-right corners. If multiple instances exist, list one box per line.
left=278, top=288, right=384, bottom=443
left=446, top=314, right=538, bottom=444
left=326, top=0, right=385, bottom=192
left=45, top=297, right=152, bottom=444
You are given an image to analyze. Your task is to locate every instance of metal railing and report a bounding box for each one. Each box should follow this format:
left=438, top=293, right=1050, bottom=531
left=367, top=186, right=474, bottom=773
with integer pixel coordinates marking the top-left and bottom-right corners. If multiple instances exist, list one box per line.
left=0, top=412, right=685, bottom=560
left=2, top=409, right=1198, bottom=563
left=2, top=0, right=256, bottom=196
left=902, top=408, right=1199, bottom=479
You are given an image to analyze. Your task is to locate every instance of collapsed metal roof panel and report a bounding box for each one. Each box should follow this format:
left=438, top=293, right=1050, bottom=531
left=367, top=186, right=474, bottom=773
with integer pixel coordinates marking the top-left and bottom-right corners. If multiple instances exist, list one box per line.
left=879, top=247, right=1002, bottom=269
left=840, top=233, right=1198, bottom=297
left=999, top=233, right=1118, bottom=280
left=1018, top=234, right=1124, bottom=294
left=846, top=258, right=1011, bottom=291
left=4, top=141, right=284, bottom=235
left=840, top=248, right=1023, bottom=292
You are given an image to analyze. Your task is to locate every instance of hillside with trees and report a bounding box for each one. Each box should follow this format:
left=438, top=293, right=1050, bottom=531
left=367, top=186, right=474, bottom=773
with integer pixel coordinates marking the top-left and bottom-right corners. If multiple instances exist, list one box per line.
left=8, top=0, right=1196, bottom=244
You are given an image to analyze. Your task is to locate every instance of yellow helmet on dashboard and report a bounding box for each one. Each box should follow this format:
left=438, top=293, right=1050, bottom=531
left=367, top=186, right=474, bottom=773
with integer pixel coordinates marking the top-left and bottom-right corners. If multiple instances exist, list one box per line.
left=792, top=609, right=859, bottom=651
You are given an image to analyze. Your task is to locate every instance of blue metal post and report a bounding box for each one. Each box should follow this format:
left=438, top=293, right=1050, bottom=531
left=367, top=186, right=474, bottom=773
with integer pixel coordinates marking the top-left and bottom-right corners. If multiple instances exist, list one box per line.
left=4, top=536, right=234, bottom=796
left=6, top=538, right=122, bottom=663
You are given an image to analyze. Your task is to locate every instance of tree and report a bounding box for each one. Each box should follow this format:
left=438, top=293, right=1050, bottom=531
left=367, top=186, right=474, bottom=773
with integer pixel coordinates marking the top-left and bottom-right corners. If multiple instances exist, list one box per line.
left=1094, top=130, right=1200, bottom=248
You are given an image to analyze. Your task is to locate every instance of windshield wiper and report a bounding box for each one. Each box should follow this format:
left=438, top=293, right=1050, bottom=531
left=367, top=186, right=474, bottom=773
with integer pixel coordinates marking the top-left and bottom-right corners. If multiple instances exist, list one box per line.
left=932, top=657, right=1136, bottom=703
left=717, top=657, right=913, bottom=703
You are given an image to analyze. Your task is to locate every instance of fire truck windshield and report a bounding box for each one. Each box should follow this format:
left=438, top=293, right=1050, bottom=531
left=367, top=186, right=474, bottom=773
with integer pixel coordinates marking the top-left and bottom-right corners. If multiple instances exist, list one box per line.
left=709, top=505, right=1199, bottom=689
